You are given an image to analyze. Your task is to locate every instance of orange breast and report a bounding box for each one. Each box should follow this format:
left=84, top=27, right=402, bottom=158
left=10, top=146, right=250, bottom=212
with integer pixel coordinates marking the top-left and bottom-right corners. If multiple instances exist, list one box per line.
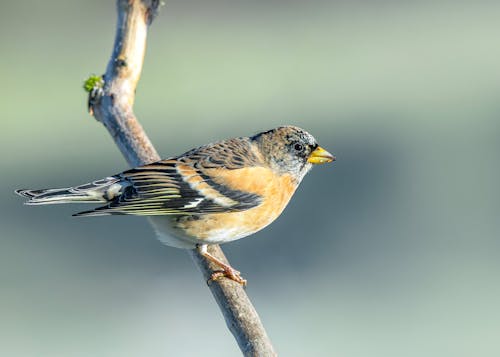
left=175, top=168, right=298, bottom=244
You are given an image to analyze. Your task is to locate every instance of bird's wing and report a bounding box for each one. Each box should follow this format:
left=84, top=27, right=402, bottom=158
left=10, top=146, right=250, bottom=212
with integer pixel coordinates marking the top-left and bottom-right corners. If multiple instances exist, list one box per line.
left=74, top=139, right=264, bottom=216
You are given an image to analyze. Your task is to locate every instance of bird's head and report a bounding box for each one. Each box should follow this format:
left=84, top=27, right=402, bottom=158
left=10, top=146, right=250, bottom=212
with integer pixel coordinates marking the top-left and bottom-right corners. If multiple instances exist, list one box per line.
left=252, top=126, right=335, bottom=182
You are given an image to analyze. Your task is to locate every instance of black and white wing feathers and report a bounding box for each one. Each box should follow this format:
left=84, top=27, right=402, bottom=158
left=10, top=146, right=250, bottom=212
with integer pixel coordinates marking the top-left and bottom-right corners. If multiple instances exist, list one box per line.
left=74, top=138, right=263, bottom=216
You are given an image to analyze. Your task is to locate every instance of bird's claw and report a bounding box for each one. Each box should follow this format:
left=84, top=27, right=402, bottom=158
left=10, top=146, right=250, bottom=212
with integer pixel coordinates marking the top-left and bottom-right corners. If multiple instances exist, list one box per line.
left=208, top=268, right=247, bottom=286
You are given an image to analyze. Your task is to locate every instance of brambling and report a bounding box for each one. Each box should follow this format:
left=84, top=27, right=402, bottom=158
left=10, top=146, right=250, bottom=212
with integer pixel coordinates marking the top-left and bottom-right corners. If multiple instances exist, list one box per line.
left=16, top=126, right=335, bottom=284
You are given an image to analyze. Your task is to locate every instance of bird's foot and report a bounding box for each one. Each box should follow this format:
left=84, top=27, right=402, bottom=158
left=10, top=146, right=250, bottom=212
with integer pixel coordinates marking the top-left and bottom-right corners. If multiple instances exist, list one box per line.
left=209, top=267, right=247, bottom=286
left=197, top=244, right=247, bottom=286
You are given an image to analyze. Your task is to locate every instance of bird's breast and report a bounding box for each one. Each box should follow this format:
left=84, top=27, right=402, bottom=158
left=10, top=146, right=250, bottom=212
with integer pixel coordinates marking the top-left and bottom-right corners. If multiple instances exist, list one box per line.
left=175, top=170, right=298, bottom=244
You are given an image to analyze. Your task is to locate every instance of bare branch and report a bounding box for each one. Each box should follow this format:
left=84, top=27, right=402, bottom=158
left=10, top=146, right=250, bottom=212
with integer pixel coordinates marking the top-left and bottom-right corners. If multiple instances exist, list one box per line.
left=88, top=1, right=276, bottom=355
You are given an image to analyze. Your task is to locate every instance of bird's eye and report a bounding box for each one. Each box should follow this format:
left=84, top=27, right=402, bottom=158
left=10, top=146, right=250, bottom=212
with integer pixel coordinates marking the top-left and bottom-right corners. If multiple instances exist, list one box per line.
left=293, top=143, right=304, bottom=152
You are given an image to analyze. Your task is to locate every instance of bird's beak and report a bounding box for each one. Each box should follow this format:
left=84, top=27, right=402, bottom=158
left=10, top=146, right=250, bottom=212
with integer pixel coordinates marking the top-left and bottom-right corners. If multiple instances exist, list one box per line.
left=307, top=146, right=336, bottom=164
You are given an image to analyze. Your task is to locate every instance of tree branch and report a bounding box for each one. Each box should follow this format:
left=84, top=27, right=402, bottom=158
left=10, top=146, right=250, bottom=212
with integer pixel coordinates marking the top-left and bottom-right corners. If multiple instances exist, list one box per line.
left=88, top=1, right=276, bottom=355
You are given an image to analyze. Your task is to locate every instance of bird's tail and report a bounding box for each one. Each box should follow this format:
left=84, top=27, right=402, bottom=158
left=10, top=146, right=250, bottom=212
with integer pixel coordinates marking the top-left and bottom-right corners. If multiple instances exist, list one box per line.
left=15, top=177, right=124, bottom=206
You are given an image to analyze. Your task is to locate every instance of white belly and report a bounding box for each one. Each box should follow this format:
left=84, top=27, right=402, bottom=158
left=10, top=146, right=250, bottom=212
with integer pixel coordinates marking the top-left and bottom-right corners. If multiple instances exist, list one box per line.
left=148, top=215, right=260, bottom=248
left=148, top=216, right=197, bottom=249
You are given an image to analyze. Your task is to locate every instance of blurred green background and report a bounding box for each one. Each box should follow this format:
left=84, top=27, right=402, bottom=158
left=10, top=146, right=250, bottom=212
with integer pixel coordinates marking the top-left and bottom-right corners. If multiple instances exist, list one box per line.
left=1, top=1, right=499, bottom=356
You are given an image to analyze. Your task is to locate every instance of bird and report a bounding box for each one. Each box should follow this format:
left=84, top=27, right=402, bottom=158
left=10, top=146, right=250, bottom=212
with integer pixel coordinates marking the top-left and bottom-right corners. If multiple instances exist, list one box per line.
left=16, top=126, right=335, bottom=285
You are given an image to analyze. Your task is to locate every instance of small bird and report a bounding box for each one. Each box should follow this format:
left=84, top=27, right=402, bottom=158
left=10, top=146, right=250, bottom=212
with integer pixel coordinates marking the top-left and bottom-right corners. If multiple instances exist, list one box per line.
left=16, top=126, right=334, bottom=284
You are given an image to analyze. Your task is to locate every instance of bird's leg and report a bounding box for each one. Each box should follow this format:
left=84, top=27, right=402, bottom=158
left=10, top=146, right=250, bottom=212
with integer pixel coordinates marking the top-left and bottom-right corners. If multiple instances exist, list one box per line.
left=196, top=244, right=247, bottom=286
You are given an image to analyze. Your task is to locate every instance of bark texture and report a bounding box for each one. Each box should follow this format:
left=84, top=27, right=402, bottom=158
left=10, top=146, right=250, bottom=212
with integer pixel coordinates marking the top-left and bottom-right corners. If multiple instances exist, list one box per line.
left=87, top=1, right=276, bottom=356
